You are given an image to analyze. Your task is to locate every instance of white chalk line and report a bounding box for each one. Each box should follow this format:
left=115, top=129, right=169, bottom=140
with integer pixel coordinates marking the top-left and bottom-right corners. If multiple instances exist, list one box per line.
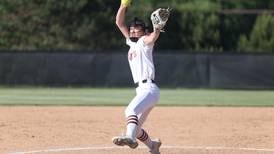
left=10, top=145, right=274, bottom=154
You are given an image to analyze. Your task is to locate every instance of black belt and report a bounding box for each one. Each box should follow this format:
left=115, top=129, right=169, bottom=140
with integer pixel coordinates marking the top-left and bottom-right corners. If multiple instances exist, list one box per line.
left=135, top=79, right=155, bottom=87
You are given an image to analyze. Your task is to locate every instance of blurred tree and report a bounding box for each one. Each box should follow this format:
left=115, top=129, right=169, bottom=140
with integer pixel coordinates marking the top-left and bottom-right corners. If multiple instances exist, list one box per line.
left=0, top=0, right=273, bottom=52
left=174, top=0, right=221, bottom=52
left=0, top=0, right=123, bottom=50
left=238, top=13, right=274, bottom=52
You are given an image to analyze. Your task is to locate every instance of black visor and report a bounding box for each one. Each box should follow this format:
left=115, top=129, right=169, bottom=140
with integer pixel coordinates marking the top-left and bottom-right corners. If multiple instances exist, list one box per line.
left=128, top=17, right=146, bottom=31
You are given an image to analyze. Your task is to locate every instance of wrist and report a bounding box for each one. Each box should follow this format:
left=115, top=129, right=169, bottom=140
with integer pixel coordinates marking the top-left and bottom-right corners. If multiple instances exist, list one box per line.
left=121, top=0, right=131, bottom=7
left=120, top=4, right=128, bottom=8
left=153, top=28, right=161, bottom=33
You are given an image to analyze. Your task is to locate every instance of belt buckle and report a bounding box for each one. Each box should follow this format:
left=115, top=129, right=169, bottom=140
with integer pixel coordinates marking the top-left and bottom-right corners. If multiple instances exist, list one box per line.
left=142, top=79, right=148, bottom=83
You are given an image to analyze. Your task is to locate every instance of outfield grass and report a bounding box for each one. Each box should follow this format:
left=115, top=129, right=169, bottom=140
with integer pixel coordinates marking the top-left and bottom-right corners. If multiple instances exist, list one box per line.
left=0, top=87, right=274, bottom=106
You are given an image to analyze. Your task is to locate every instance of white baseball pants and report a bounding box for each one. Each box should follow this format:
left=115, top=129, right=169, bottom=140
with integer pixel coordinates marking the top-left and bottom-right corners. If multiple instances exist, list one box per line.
left=125, top=82, right=160, bottom=138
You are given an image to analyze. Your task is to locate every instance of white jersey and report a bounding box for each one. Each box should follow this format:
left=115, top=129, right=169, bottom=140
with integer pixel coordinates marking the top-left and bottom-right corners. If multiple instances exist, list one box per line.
left=126, top=36, right=155, bottom=83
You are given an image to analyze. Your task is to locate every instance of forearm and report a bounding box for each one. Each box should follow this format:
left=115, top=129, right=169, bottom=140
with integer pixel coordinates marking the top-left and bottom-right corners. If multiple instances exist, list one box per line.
left=116, top=5, right=127, bottom=27
left=144, top=29, right=161, bottom=45
left=151, top=29, right=161, bottom=42
left=116, top=5, right=130, bottom=38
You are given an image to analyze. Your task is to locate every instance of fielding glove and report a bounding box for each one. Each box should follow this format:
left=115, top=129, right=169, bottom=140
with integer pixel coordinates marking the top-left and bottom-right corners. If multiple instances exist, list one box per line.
left=151, top=7, right=172, bottom=32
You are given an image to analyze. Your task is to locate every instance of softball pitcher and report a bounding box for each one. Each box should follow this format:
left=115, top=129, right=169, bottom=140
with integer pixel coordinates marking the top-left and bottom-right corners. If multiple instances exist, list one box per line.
left=112, top=0, right=170, bottom=154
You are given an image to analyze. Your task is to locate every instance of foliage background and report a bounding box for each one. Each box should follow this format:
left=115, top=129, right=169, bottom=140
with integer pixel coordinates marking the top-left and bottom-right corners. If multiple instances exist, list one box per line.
left=0, top=0, right=274, bottom=52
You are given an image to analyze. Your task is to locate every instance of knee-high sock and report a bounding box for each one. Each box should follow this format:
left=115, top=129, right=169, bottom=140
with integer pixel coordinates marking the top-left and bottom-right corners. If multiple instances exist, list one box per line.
left=137, top=129, right=153, bottom=149
left=126, top=115, right=138, bottom=140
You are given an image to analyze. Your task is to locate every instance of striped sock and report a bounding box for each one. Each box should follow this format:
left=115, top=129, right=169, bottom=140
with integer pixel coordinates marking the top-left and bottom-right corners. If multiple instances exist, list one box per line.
left=137, top=129, right=153, bottom=149
left=126, top=115, right=138, bottom=140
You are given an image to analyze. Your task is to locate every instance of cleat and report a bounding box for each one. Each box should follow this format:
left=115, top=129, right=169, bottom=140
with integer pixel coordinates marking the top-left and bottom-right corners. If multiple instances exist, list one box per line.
left=149, top=139, right=162, bottom=154
left=112, top=136, right=138, bottom=149
left=112, top=136, right=126, bottom=146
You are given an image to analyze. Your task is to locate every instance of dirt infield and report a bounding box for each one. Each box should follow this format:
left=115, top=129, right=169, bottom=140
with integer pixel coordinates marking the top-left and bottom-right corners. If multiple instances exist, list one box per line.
left=1, top=106, right=274, bottom=154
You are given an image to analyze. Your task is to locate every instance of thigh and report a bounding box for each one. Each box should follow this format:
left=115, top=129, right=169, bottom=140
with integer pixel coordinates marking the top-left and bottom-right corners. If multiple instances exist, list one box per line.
left=125, top=90, right=159, bottom=117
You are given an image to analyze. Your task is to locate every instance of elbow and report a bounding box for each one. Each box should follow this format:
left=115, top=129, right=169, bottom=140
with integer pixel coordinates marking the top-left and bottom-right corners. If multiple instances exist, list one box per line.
left=115, top=19, right=123, bottom=28
left=115, top=20, right=120, bottom=27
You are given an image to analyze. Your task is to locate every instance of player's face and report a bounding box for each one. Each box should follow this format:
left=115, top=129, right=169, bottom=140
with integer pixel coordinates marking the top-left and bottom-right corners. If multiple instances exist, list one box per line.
left=129, top=26, right=145, bottom=38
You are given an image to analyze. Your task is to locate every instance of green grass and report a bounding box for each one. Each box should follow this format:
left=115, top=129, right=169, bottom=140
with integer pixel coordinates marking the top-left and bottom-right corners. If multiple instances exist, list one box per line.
left=0, top=87, right=274, bottom=106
